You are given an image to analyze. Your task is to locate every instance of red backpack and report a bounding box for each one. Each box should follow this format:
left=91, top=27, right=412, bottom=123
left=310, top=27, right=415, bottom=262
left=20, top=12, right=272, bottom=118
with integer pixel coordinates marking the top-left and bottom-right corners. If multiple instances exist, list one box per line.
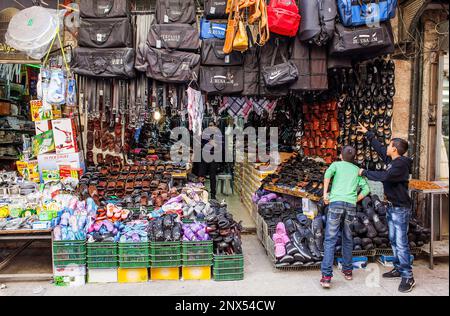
left=267, top=0, right=301, bottom=37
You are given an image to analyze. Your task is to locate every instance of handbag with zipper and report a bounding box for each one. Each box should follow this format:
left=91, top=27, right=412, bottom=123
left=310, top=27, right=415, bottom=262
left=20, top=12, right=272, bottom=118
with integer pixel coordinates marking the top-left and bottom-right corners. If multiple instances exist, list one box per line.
left=155, top=0, right=197, bottom=24
left=199, top=66, right=244, bottom=95
left=200, top=18, right=227, bottom=40
left=205, top=0, right=229, bottom=19
left=262, top=44, right=298, bottom=87
left=148, top=23, right=200, bottom=51
left=201, top=39, right=244, bottom=66
left=79, top=17, right=133, bottom=48
left=79, top=0, right=129, bottom=18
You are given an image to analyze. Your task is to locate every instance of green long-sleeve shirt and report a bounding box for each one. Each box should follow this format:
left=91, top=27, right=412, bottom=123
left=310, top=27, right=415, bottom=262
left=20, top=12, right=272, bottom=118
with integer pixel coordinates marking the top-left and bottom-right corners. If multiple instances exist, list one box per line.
left=325, top=161, right=370, bottom=206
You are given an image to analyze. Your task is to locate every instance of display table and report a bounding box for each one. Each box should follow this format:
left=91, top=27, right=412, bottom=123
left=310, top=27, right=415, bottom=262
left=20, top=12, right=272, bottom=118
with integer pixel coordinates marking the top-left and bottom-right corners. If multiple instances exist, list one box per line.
left=409, top=180, right=449, bottom=269
left=0, top=229, right=53, bottom=281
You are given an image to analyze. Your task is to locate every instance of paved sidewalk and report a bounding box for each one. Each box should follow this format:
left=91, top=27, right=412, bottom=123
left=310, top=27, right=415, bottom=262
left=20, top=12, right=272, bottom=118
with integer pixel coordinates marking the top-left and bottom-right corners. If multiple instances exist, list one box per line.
left=0, top=235, right=448, bottom=296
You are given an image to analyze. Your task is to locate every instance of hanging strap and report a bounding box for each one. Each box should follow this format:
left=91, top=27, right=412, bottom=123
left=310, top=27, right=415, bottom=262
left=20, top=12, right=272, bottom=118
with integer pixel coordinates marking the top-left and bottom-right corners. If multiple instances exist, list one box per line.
left=42, top=26, right=71, bottom=75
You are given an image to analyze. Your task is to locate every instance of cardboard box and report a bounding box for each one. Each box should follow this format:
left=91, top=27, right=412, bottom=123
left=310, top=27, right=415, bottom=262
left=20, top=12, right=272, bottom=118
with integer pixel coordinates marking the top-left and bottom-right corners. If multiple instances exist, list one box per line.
left=32, top=130, right=55, bottom=157
left=37, top=152, right=85, bottom=182
left=30, top=100, right=53, bottom=122
left=54, top=265, right=86, bottom=287
left=35, top=120, right=52, bottom=135
left=182, top=266, right=212, bottom=281
left=52, top=118, right=79, bottom=154
left=88, top=269, right=118, bottom=283
left=16, top=160, right=40, bottom=183
left=151, top=267, right=180, bottom=281
left=118, top=268, right=148, bottom=283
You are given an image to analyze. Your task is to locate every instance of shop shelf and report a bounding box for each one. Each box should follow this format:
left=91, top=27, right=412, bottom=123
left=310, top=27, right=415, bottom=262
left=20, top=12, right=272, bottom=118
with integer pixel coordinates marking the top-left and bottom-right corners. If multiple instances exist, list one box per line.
left=182, top=241, right=213, bottom=267
left=375, top=247, right=423, bottom=256
left=118, top=242, right=150, bottom=268
left=213, top=254, right=244, bottom=282
left=53, top=240, right=86, bottom=268
left=87, top=242, right=118, bottom=269
left=150, top=241, right=182, bottom=268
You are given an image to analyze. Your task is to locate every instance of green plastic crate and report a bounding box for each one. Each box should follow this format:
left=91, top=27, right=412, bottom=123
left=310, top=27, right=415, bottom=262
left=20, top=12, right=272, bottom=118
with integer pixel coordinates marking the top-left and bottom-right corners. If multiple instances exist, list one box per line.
left=118, top=242, right=150, bottom=268
left=182, top=241, right=213, bottom=267
left=213, top=254, right=244, bottom=282
left=150, top=241, right=182, bottom=268
left=53, top=240, right=86, bottom=268
left=87, top=242, right=118, bottom=269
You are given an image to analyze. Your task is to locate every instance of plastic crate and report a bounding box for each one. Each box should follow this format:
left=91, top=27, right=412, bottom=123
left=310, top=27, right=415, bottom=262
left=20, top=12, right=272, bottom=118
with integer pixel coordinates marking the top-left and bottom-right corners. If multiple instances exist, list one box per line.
left=182, top=241, right=213, bottom=267
left=118, top=242, right=150, bottom=268
left=150, top=241, right=182, bottom=268
left=213, top=254, right=244, bottom=281
left=87, top=242, right=118, bottom=269
left=53, top=240, right=86, bottom=268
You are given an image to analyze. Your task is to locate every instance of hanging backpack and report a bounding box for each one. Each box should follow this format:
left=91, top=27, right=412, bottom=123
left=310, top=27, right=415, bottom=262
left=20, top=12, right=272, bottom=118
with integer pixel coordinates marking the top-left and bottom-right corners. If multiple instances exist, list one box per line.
left=298, top=0, right=337, bottom=46
left=337, top=0, right=398, bottom=27
left=267, top=0, right=301, bottom=37
left=155, top=0, right=197, bottom=25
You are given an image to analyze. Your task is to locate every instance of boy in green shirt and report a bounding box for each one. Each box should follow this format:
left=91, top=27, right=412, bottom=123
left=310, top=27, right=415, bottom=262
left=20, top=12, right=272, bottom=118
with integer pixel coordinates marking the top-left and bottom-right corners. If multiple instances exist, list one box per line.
left=320, top=146, right=370, bottom=289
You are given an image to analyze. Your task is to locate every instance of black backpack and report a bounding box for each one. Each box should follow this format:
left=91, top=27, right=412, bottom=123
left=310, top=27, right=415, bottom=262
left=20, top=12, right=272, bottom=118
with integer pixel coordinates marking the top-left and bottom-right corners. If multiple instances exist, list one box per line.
left=298, top=0, right=337, bottom=46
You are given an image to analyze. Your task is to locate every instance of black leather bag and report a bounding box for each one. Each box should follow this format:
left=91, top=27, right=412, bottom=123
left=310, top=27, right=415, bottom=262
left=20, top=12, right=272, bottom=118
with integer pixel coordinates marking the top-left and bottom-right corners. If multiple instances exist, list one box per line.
left=290, top=38, right=328, bottom=91
left=204, top=0, right=228, bottom=19
left=242, top=47, right=260, bottom=96
left=148, top=24, right=200, bottom=51
left=201, top=39, right=243, bottom=66
left=80, top=0, right=129, bottom=18
left=262, top=46, right=298, bottom=88
left=329, top=22, right=395, bottom=58
left=79, top=18, right=132, bottom=48
left=145, top=47, right=200, bottom=83
left=155, top=0, right=196, bottom=24
left=199, top=66, right=244, bottom=95
left=71, top=47, right=135, bottom=78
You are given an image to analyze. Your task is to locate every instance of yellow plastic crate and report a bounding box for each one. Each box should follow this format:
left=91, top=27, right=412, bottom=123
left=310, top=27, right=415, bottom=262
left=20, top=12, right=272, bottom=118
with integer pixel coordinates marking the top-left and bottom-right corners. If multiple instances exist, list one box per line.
left=182, top=266, right=212, bottom=281
left=151, top=267, right=180, bottom=281
left=118, top=268, right=148, bottom=283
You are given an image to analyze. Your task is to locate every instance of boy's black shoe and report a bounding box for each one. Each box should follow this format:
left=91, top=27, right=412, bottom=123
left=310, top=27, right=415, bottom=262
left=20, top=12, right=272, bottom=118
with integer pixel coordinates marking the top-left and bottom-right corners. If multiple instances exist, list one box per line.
left=399, top=278, right=416, bottom=293
left=383, top=269, right=402, bottom=279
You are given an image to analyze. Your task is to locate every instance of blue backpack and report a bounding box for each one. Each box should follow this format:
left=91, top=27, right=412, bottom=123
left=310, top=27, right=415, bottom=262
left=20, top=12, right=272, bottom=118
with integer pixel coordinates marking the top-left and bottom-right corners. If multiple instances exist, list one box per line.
left=337, top=0, right=397, bottom=27
left=200, top=18, right=227, bottom=40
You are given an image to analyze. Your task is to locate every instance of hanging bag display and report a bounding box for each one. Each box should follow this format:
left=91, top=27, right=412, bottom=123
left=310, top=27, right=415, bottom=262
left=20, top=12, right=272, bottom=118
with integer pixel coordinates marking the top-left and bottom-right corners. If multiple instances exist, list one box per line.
left=199, top=66, right=244, bottom=95
left=290, top=38, right=328, bottom=91
left=205, top=0, right=229, bottom=18
left=224, top=0, right=240, bottom=54
left=337, top=0, right=398, bottom=27
left=148, top=24, right=200, bottom=51
left=233, top=16, right=249, bottom=52
left=155, top=0, right=197, bottom=25
left=262, top=45, right=298, bottom=87
left=298, top=0, right=337, bottom=46
left=329, top=22, right=394, bottom=58
left=79, top=18, right=133, bottom=48
left=79, top=0, right=129, bottom=18
left=145, top=47, right=200, bottom=83
left=201, top=39, right=244, bottom=66
left=200, top=19, right=227, bottom=40
left=242, top=47, right=260, bottom=96
left=267, top=0, right=301, bottom=37
left=71, top=47, right=135, bottom=78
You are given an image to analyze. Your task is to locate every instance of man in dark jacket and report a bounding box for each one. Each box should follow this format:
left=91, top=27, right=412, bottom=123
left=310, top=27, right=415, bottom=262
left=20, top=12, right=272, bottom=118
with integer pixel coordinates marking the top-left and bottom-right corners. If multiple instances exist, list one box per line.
left=357, top=123, right=415, bottom=293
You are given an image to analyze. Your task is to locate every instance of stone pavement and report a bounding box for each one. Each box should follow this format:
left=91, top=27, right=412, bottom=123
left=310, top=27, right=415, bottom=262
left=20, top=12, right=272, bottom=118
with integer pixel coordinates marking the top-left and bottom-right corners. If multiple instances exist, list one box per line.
left=0, top=235, right=448, bottom=296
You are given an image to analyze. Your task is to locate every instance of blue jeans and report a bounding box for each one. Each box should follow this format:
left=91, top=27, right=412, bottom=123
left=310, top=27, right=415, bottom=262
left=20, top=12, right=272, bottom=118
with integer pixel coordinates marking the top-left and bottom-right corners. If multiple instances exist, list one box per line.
left=387, top=206, right=413, bottom=279
left=321, top=202, right=357, bottom=277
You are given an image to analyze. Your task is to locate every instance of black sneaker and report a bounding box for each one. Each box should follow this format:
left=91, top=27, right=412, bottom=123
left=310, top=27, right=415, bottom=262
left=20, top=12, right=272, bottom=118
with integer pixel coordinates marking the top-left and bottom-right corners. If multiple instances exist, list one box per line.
left=399, top=278, right=416, bottom=293
left=383, top=269, right=402, bottom=279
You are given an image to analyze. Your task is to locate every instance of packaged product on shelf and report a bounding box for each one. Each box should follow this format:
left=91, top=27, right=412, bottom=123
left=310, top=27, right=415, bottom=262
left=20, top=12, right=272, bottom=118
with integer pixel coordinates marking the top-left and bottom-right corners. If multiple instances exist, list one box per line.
left=37, top=152, right=85, bottom=182
left=32, top=129, right=55, bottom=157
left=16, top=160, right=40, bottom=183
left=35, top=120, right=52, bottom=135
left=52, top=118, right=80, bottom=154
left=30, top=99, right=53, bottom=122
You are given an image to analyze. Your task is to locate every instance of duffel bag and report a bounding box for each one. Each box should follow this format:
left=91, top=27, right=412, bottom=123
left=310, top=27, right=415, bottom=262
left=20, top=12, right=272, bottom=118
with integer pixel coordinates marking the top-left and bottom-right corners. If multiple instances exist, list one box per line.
left=329, top=22, right=394, bottom=58
left=148, top=24, right=200, bottom=51
left=298, top=0, right=337, bottom=46
left=79, top=0, right=129, bottom=18
left=204, top=0, right=228, bottom=19
left=71, top=47, right=135, bottom=78
left=199, top=66, right=244, bottom=95
left=267, top=0, right=301, bottom=37
left=290, top=38, right=328, bottom=91
left=146, top=47, right=200, bottom=83
left=200, top=18, right=227, bottom=40
left=79, top=18, right=132, bottom=48
left=201, top=39, right=243, bottom=66
left=259, top=38, right=290, bottom=96
left=262, top=45, right=298, bottom=87
left=337, top=0, right=398, bottom=27
left=155, top=0, right=196, bottom=24
left=242, top=47, right=260, bottom=96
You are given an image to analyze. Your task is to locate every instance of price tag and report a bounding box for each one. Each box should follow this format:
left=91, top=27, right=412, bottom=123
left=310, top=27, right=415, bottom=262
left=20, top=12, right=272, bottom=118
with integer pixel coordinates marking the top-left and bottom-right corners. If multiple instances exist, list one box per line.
left=225, top=55, right=230, bottom=64
left=97, top=34, right=103, bottom=42
left=210, top=7, right=216, bottom=14
left=164, top=15, right=169, bottom=23
left=156, top=40, right=162, bottom=49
